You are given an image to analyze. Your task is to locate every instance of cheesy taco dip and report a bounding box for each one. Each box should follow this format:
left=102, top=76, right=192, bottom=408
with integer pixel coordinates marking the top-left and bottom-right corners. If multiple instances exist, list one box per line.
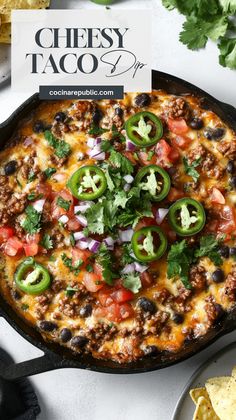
left=0, top=91, right=235, bottom=363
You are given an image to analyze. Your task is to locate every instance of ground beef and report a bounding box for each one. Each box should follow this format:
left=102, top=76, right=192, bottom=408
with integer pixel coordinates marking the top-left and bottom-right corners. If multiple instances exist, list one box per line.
left=0, top=208, right=10, bottom=226
left=35, top=291, right=53, bottom=320
left=0, top=176, right=12, bottom=202
left=71, top=101, right=95, bottom=130
left=41, top=201, right=52, bottom=223
left=167, top=97, right=190, bottom=119
left=49, top=154, right=68, bottom=168
left=51, top=227, right=64, bottom=248
left=190, top=265, right=207, bottom=291
left=14, top=220, right=25, bottom=239
left=217, top=139, right=236, bottom=160
left=224, top=266, right=236, bottom=302
left=174, top=287, right=192, bottom=313
left=153, top=288, right=173, bottom=304
left=204, top=295, right=225, bottom=328
left=51, top=122, right=70, bottom=139
left=144, top=310, right=170, bottom=335
left=58, top=284, right=89, bottom=318
left=88, top=323, right=117, bottom=350
left=20, top=152, right=40, bottom=180
left=187, top=145, right=224, bottom=180
left=51, top=279, right=66, bottom=293
left=7, top=193, right=27, bottom=216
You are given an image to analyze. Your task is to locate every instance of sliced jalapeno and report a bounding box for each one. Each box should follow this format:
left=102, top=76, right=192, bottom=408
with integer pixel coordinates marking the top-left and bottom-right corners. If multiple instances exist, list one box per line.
left=135, top=164, right=171, bottom=202
left=168, top=198, right=206, bottom=236
left=15, top=257, right=51, bottom=295
left=131, top=226, right=167, bottom=262
left=67, top=165, right=107, bottom=200
left=125, top=111, right=163, bottom=147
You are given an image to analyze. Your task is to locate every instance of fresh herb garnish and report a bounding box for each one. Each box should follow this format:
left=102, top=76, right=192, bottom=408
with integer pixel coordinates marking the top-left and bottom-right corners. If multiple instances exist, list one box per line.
left=21, top=205, right=42, bottom=234
left=28, top=170, right=36, bottom=183
left=194, top=234, right=223, bottom=266
left=27, top=192, right=43, bottom=201
left=123, top=273, right=142, bottom=293
left=97, top=244, right=117, bottom=285
left=183, top=156, right=201, bottom=183
left=70, top=233, right=75, bottom=247
left=61, top=253, right=83, bottom=275
left=21, top=304, right=29, bottom=311
left=41, top=233, right=53, bottom=250
left=147, top=150, right=155, bottom=161
left=44, top=167, right=56, bottom=179
left=109, top=149, right=134, bottom=174
left=86, top=264, right=94, bottom=272
left=44, top=130, right=71, bottom=159
left=88, top=124, right=108, bottom=136
left=56, top=196, right=71, bottom=211
left=167, top=240, right=194, bottom=289
left=65, top=286, right=79, bottom=297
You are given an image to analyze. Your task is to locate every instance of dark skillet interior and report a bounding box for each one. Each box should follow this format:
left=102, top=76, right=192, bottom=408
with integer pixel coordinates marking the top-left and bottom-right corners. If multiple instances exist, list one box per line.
left=0, top=70, right=236, bottom=375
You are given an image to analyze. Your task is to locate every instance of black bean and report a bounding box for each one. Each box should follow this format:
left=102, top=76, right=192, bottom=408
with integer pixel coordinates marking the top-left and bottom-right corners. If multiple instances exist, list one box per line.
left=138, top=297, right=156, bottom=314
left=167, top=166, right=177, bottom=176
left=79, top=304, right=92, bottom=318
left=60, top=328, right=72, bottom=343
left=54, top=111, right=66, bottom=122
left=214, top=303, right=226, bottom=322
left=189, top=118, right=204, bottom=130
left=71, top=335, right=89, bottom=348
left=33, top=120, right=45, bottom=133
left=4, top=160, right=17, bottom=176
left=92, top=108, right=103, bottom=125
left=39, top=321, right=58, bottom=332
left=204, top=127, right=225, bottom=141
left=230, top=176, right=236, bottom=189
left=144, top=345, right=159, bottom=357
left=219, top=245, right=229, bottom=259
left=212, top=269, right=225, bottom=283
left=135, top=93, right=151, bottom=107
left=227, top=160, right=235, bottom=174
left=12, top=290, right=21, bottom=300
left=229, top=247, right=236, bottom=257
left=115, top=107, right=123, bottom=117
left=172, top=313, right=184, bottom=325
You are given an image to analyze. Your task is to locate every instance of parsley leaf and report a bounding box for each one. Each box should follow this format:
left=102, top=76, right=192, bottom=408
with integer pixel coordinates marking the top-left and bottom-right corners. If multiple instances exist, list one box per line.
left=123, top=273, right=142, bottom=293
left=183, top=156, right=201, bottom=183
left=219, top=0, right=236, bottom=13
left=219, top=37, right=236, bottom=69
left=44, top=167, right=56, bottom=179
left=21, top=205, right=42, bottom=234
left=56, top=196, right=71, bottom=211
left=61, top=253, right=83, bottom=275
left=167, top=240, right=193, bottom=289
left=44, top=130, right=71, bottom=159
left=194, top=234, right=223, bottom=266
left=97, top=244, right=117, bottom=285
left=41, top=233, right=53, bottom=250
left=109, top=150, right=134, bottom=174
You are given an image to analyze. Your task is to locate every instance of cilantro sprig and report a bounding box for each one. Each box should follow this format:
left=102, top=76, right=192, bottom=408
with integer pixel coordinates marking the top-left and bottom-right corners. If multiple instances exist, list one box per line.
left=21, top=205, right=42, bottom=234
left=183, top=157, right=201, bottom=183
left=44, top=130, right=71, bottom=159
left=61, top=253, right=83, bottom=275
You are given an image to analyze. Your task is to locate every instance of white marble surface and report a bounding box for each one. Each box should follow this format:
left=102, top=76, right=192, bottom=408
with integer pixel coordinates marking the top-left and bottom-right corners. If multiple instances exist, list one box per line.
left=0, top=1, right=236, bottom=419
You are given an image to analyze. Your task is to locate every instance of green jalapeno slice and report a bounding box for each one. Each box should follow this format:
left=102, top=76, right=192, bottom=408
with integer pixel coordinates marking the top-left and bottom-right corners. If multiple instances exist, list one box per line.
left=15, top=257, right=51, bottom=295
left=131, top=226, right=167, bottom=262
left=67, top=165, right=107, bottom=200
left=125, top=111, right=163, bottom=147
left=168, top=198, right=206, bottom=236
left=135, top=164, right=171, bottom=201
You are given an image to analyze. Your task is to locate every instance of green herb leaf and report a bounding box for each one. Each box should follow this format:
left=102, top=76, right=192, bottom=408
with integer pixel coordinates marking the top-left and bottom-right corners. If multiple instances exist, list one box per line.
left=65, top=286, right=79, bottom=297
left=28, top=170, right=36, bottom=183
left=88, top=124, right=108, bottom=136
left=41, top=233, right=53, bottom=250
left=44, top=130, right=71, bottom=159
left=61, top=253, right=83, bottom=275
left=123, top=273, right=142, bottom=293
left=183, top=156, right=201, bottom=183
left=85, top=202, right=105, bottom=234
left=194, top=234, right=223, bottom=266
left=97, top=243, right=117, bottom=285
left=70, top=233, right=75, bottom=247
left=21, top=303, right=29, bottom=311
left=219, top=37, right=236, bottom=69
left=21, top=205, right=42, bottom=234
left=27, top=192, right=43, bottom=201
left=167, top=240, right=193, bottom=289
left=44, top=167, right=56, bottom=179
left=56, top=196, right=71, bottom=211
left=219, top=0, right=236, bottom=13
left=86, top=264, right=94, bottom=272
left=109, top=150, right=134, bottom=174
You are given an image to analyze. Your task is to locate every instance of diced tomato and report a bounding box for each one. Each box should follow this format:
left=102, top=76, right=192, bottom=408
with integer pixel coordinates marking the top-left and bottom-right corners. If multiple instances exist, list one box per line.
left=138, top=148, right=156, bottom=166
left=111, top=286, right=134, bottom=303
left=51, top=189, right=74, bottom=220
left=23, top=243, right=39, bottom=257
left=94, top=262, right=103, bottom=277
left=172, top=135, right=192, bottom=150
left=218, top=206, right=236, bottom=235
left=67, top=217, right=81, bottom=231
left=123, top=151, right=137, bottom=165
left=72, top=248, right=91, bottom=266
left=83, top=272, right=103, bottom=292
left=4, top=236, right=23, bottom=256
left=135, top=217, right=155, bottom=231
left=36, top=183, right=53, bottom=199
left=105, top=302, right=134, bottom=322
left=140, top=271, right=153, bottom=288
left=167, top=187, right=185, bottom=202
left=206, top=219, right=219, bottom=233
left=155, top=139, right=179, bottom=165
left=0, top=227, right=14, bottom=243
left=210, top=188, right=225, bottom=205
left=168, top=118, right=188, bottom=135
left=168, top=147, right=180, bottom=163
left=159, top=219, right=177, bottom=242
left=26, top=233, right=41, bottom=244
left=98, top=287, right=113, bottom=307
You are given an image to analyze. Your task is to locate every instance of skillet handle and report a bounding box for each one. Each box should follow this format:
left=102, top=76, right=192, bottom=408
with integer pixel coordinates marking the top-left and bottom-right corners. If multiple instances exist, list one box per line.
left=0, top=352, right=66, bottom=381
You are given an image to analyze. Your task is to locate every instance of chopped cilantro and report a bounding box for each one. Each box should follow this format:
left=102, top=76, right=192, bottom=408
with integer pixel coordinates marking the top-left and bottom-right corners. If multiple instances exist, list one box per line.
left=49, top=255, right=56, bottom=262
left=56, top=196, right=71, bottom=211
left=109, top=149, right=134, bottom=174
left=167, top=240, right=193, bottom=289
left=21, top=205, right=42, bottom=234
left=123, top=273, right=142, bottom=293
left=85, top=202, right=105, bottom=234
left=61, top=253, right=83, bottom=275
left=41, top=233, right=53, bottom=250
left=147, top=150, right=155, bottom=161
left=97, top=244, right=117, bottom=285
left=28, top=170, right=36, bottom=183
left=101, top=140, right=113, bottom=152
left=86, top=264, right=94, bottom=272
left=88, top=124, right=108, bottom=136
left=183, top=156, right=201, bottom=183
left=44, top=130, right=71, bottom=159
left=44, top=167, right=56, bottom=179
left=111, top=124, right=126, bottom=142
left=114, top=190, right=130, bottom=209
left=27, top=192, right=43, bottom=201
left=65, top=286, right=79, bottom=297
left=194, top=234, right=223, bottom=266
left=21, top=304, right=29, bottom=311
left=70, top=233, right=75, bottom=247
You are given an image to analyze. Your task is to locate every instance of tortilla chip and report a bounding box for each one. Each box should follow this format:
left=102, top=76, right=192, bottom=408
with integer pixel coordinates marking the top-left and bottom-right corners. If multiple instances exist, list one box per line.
left=0, top=23, right=11, bottom=44
left=190, top=388, right=210, bottom=405
left=193, top=396, right=219, bottom=420
left=0, top=0, right=50, bottom=14
left=206, top=376, right=236, bottom=420
left=0, top=13, right=11, bottom=23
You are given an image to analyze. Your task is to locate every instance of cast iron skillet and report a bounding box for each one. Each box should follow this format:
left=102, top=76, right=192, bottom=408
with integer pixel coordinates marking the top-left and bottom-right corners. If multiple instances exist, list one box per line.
left=0, top=70, right=236, bottom=380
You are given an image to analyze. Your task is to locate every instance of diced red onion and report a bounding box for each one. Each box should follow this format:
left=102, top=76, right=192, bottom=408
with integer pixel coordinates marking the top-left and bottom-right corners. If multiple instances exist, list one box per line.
left=74, top=202, right=93, bottom=214
left=92, top=152, right=105, bottom=161
left=76, top=214, right=87, bottom=227
left=134, top=262, right=148, bottom=273
left=156, top=208, right=169, bottom=225
left=121, top=263, right=135, bottom=274
left=123, top=174, right=134, bottom=184
left=88, top=239, right=101, bottom=253
left=58, top=215, right=69, bottom=224
left=95, top=137, right=102, bottom=145
left=124, top=183, right=131, bottom=192
left=52, top=173, right=66, bottom=182
left=32, top=199, right=45, bottom=213
left=88, top=146, right=102, bottom=157
left=87, top=137, right=96, bottom=148
left=74, top=231, right=86, bottom=241
left=104, top=236, right=114, bottom=250
left=126, top=139, right=136, bottom=152
left=24, top=137, right=34, bottom=146
left=76, top=240, right=89, bottom=250
left=119, top=229, right=134, bottom=242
